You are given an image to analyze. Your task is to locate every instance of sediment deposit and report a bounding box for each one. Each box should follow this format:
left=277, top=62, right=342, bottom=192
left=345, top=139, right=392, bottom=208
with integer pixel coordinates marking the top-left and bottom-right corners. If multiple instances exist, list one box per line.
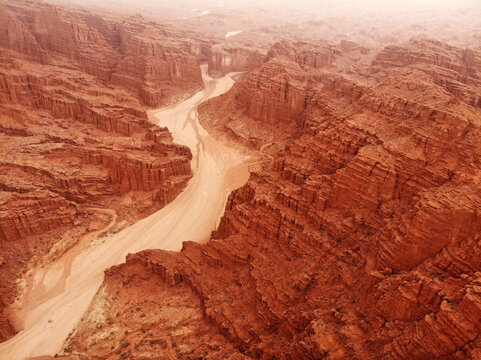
left=1, top=0, right=480, bottom=359
left=66, top=39, right=481, bottom=359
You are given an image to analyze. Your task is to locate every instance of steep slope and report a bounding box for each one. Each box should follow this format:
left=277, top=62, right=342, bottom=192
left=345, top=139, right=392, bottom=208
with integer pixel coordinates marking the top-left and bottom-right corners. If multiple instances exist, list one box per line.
left=200, top=40, right=369, bottom=146
left=66, top=40, right=481, bottom=359
left=0, top=0, right=208, bottom=342
left=0, top=0, right=209, bottom=106
left=0, top=47, right=193, bottom=342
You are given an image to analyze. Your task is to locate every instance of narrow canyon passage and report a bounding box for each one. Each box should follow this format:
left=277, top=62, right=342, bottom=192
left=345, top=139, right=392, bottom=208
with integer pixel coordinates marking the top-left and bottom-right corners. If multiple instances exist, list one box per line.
left=0, top=65, right=249, bottom=360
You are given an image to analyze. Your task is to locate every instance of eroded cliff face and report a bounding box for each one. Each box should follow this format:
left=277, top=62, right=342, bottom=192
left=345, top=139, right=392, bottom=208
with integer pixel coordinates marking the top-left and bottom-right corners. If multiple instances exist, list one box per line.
left=0, top=1, right=201, bottom=342
left=0, top=0, right=208, bottom=106
left=373, top=39, right=481, bottom=108
left=63, top=257, right=251, bottom=359
left=199, top=40, right=365, bottom=146
left=208, top=45, right=264, bottom=77
left=66, top=40, right=481, bottom=359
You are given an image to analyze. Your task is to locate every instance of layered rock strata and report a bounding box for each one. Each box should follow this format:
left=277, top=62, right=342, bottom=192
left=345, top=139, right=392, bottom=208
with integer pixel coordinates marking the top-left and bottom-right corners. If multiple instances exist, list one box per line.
left=0, top=0, right=209, bottom=106
left=208, top=45, right=264, bottom=77
left=66, top=39, right=481, bottom=359
left=0, top=1, right=202, bottom=341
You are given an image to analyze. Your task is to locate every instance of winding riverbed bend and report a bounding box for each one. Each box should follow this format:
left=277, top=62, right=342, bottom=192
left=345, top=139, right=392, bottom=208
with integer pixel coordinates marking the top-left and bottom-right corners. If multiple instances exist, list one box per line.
left=0, top=65, right=249, bottom=360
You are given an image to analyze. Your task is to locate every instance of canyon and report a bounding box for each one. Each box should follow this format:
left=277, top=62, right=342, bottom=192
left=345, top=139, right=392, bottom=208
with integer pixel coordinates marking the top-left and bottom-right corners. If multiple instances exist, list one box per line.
left=0, top=0, right=480, bottom=359
left=60, top=38, right=481, bottom=359
left=0, top=62, right=248, bottom=359
left=0, top=0, right=201, bottom=343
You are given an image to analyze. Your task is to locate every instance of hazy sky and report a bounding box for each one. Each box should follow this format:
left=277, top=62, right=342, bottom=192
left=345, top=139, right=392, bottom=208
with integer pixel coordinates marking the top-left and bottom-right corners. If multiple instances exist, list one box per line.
left=49, top=0, right=481, bottom=18
left=45, top=0, right=481, bottom=48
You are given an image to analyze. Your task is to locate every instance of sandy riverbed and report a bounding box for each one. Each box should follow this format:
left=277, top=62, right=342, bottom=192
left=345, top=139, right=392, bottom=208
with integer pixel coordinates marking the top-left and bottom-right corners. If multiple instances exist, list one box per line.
left=0, top=65, right=248, bottom=360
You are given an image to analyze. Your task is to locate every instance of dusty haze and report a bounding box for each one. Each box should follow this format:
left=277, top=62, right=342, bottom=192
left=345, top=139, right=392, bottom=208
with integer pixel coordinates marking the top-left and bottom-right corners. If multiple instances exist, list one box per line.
left=0, top=0, right=480, bottom=358
left=48, top=0, right=481, bottom=48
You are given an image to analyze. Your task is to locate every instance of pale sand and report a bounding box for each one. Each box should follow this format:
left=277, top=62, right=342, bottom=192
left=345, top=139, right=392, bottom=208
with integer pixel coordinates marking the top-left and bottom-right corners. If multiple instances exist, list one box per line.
left=0, top=65, right=249, bottom=360
left=225, top=30, right=243, bottom=39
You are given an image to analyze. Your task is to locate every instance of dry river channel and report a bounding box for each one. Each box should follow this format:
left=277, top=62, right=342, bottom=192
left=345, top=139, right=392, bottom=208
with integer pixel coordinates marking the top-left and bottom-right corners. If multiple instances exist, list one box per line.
left=0, top=65, right=249, bottom=359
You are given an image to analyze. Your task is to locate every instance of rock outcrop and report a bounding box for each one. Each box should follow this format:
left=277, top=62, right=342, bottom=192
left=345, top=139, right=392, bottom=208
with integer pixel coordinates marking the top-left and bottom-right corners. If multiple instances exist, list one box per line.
left=0, top=1, right=202, bottom=342
left=66, top=40, right=481, bottom=359
left=199, top=41, right=358, bottom=146
left=208, top=45, right=264, bottom=77
left=0, top=0, right=209, bottom=106
left=62, top=255, right=251, bottom=359
left=373, top=39, right=481, bottom=107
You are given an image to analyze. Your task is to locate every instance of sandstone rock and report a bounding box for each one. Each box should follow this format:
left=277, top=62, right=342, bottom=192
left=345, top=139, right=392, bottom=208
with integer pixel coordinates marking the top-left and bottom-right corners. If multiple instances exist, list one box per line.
left=0, top=2, right=198, bottom=341
left=69, top=40, right=481, bottom=359
left=373, top=39, right=481, bottom=107
left=208, top=45, right=264, bottom=77
left=0, top=0, right=208, bottom=106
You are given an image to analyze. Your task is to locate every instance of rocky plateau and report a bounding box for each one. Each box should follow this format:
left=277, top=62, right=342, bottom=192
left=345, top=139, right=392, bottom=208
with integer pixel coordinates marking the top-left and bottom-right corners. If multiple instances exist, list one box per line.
left=0, top=0, right=480, bottom=359
left=0, top=0, right=213, bottom=342
left=64, top=39, right=481, bottom=359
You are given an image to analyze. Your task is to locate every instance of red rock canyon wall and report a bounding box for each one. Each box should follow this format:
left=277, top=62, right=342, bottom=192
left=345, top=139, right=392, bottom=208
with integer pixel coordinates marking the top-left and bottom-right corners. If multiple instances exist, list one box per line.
left=66, top=39, right=481, bottom=359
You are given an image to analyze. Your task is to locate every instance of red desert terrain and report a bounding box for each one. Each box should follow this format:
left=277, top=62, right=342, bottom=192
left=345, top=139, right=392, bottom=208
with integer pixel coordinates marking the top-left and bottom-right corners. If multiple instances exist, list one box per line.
left=0, top=0, right=480, bottom=359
